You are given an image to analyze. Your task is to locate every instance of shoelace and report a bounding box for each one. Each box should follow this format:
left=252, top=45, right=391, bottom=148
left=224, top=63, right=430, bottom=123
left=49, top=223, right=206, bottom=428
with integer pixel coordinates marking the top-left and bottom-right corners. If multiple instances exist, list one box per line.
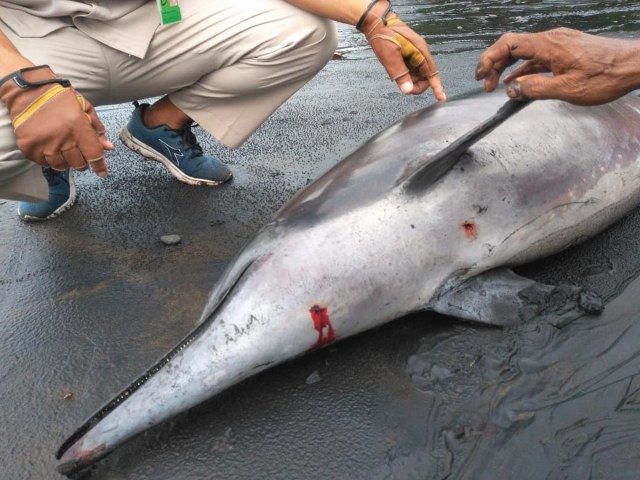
left=133, top=100, right=205, bottom=158
left=174, top=125, right=204, bottom=157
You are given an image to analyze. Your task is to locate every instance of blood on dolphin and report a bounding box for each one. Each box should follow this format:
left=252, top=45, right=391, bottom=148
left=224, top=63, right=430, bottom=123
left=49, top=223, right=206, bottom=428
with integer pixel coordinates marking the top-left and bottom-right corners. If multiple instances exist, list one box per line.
left=309, top=305, right=336, bottom=348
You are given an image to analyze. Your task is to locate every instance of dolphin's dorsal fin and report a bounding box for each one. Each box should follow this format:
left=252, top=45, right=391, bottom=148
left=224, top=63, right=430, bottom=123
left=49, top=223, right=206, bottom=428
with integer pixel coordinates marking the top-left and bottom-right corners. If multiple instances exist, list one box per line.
left=404, top=99, right=532, bottom=193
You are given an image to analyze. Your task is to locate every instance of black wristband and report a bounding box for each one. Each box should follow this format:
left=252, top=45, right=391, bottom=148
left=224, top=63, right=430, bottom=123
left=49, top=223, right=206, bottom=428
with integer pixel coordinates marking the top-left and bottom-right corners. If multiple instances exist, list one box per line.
left=0, top=65, right=71, bottom=89
left=356, top=0, right=392, bottom=31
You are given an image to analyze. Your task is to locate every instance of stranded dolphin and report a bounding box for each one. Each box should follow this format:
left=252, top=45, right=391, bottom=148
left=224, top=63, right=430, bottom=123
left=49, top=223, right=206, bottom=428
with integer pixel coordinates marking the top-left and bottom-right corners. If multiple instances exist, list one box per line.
left=56, top=89, right=640, bottom=475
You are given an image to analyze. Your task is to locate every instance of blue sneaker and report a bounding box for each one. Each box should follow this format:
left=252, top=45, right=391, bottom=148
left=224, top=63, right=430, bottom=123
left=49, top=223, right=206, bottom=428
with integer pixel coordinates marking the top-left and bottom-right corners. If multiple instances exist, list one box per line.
left=119, top=102, right=232, bottom=186
left=18, top=168, right=76, bottom=222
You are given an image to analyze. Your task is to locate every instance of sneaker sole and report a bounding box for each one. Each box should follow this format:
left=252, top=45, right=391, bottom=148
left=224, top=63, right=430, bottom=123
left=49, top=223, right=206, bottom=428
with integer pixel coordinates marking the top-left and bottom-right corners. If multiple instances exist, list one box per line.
left=118, top=126, right=233, bottom=186
left=18, top=173, right=77, bottom=223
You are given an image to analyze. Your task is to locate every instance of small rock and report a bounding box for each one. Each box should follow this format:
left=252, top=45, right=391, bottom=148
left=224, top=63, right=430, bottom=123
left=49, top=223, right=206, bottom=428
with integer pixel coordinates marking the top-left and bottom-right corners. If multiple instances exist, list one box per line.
left=160, top=234, right=182, bottom=246
left=306, top=370, right=322, bottom=385
left=63, top=392, right=74, bottom=400
left=332, top=52, right=345, bottom=60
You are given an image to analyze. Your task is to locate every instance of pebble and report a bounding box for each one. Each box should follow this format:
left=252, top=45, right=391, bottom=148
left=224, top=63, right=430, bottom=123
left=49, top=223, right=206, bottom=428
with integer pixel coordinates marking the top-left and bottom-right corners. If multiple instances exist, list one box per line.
left=160, top=234, right=182, bottom=246
left=306, top=370, right=322, bottom=385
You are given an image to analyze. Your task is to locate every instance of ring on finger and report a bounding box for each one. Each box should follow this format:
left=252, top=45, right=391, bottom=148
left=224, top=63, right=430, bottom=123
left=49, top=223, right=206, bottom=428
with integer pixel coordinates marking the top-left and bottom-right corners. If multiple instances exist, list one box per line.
left=427, top=70, right=440, bottom=78
left=86, top=156, right=105, bottom=164
left=60, top=148, right=88, bottom=170
left=390, top=69, right=410, bottom=81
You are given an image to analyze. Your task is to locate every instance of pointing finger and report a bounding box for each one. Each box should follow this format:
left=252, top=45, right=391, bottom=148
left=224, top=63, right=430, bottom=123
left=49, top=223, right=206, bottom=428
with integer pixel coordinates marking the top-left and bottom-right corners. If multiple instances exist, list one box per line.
left=77, top=130, right=108, bottom=177
left=415, top=57, right=445, bottom=101
left=85, top=155, right=107, bottom=176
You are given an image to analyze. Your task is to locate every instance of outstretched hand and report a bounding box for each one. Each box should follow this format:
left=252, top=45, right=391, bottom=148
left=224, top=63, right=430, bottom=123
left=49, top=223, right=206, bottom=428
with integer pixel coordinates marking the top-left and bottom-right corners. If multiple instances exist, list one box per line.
left=475, top=27, right=640, bottom=105
left=359, top=0, right=446, bottom=101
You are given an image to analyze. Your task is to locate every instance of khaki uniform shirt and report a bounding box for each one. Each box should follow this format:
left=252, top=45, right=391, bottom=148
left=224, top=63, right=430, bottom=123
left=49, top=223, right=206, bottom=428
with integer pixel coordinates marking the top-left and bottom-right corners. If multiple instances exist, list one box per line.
left=0, top=0, right=159, bottom=58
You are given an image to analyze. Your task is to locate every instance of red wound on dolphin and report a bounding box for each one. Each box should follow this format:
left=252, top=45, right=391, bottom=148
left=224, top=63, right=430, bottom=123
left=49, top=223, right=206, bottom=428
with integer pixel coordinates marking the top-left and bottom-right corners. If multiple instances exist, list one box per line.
left=462, top=221, right=477, bottom=239
left=309, top=305, right=335, bottom=349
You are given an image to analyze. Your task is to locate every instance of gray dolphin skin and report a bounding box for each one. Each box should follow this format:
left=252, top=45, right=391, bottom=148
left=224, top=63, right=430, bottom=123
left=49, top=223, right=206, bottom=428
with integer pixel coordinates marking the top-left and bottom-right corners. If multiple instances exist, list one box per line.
left=56, top=89, right=640, bottom=476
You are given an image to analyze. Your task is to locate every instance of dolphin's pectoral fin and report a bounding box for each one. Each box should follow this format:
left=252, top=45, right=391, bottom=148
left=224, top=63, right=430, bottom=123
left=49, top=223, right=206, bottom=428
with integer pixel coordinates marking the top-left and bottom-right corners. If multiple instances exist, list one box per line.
left=430, top=268, right=603, bottom=327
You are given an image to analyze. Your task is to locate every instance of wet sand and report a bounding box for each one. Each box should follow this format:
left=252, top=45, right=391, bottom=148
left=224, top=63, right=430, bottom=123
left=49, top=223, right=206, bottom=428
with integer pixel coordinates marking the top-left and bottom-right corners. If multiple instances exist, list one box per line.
left=2, top=45, right=640, bottom=479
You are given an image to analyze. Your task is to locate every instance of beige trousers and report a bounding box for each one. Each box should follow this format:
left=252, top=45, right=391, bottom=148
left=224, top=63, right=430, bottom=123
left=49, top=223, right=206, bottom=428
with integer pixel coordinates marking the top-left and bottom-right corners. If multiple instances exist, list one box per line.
left=0, top=0, right=337, bottom=201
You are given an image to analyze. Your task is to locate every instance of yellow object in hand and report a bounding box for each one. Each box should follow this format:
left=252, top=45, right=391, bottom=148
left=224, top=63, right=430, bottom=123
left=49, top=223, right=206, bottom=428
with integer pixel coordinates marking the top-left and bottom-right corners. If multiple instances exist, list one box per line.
left=387, top=18, right=426, bottom=70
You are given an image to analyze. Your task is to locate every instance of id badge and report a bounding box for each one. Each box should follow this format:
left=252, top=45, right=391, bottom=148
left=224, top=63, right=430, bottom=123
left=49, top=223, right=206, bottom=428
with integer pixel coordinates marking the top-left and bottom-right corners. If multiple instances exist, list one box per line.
left=157, top=0, right=182, bottom=25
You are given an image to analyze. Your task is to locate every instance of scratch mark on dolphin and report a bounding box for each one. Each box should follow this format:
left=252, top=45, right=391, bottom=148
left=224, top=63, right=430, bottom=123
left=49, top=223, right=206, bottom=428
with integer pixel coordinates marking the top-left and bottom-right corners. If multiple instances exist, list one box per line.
left=501, top=201, right=594, bottom=246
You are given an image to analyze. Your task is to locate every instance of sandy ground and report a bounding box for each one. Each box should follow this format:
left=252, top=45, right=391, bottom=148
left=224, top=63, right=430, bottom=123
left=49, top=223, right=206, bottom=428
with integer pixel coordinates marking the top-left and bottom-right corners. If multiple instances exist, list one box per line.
left=2, top=45, right=640, bottom=479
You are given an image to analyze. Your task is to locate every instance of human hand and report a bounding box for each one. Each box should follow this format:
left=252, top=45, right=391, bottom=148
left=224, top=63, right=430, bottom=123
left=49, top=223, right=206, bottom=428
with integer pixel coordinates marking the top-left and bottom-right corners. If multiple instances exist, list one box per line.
left=358, top=0, right=446, bottom=101
left=475, top=28, right=640, bottom=105
left=0, top=65, right=113, bottom=175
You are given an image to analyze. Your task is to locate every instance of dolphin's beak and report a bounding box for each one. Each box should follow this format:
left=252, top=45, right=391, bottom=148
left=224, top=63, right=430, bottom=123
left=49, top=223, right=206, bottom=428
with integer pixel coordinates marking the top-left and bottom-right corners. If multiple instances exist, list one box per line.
left=56, top=436, right=108, bottom=477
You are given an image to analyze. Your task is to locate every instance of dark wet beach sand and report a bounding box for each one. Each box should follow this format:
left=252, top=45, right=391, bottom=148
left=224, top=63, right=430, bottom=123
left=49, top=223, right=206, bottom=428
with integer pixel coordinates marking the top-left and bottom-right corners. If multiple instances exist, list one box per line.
left=2, top=3, right=640, bottom=479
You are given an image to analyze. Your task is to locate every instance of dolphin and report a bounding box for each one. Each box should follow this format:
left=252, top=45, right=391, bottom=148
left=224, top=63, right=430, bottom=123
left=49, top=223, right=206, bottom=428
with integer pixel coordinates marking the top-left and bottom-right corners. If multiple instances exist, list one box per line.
left=56, top=89, right=640, bottom=476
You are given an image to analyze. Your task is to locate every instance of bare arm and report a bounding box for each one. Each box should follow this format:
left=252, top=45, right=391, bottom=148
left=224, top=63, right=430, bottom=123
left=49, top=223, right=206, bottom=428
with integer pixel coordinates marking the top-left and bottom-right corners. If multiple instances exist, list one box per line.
left=282, top=0, right=369, bottom=25
left=0, top=29, right=34, bottom=76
